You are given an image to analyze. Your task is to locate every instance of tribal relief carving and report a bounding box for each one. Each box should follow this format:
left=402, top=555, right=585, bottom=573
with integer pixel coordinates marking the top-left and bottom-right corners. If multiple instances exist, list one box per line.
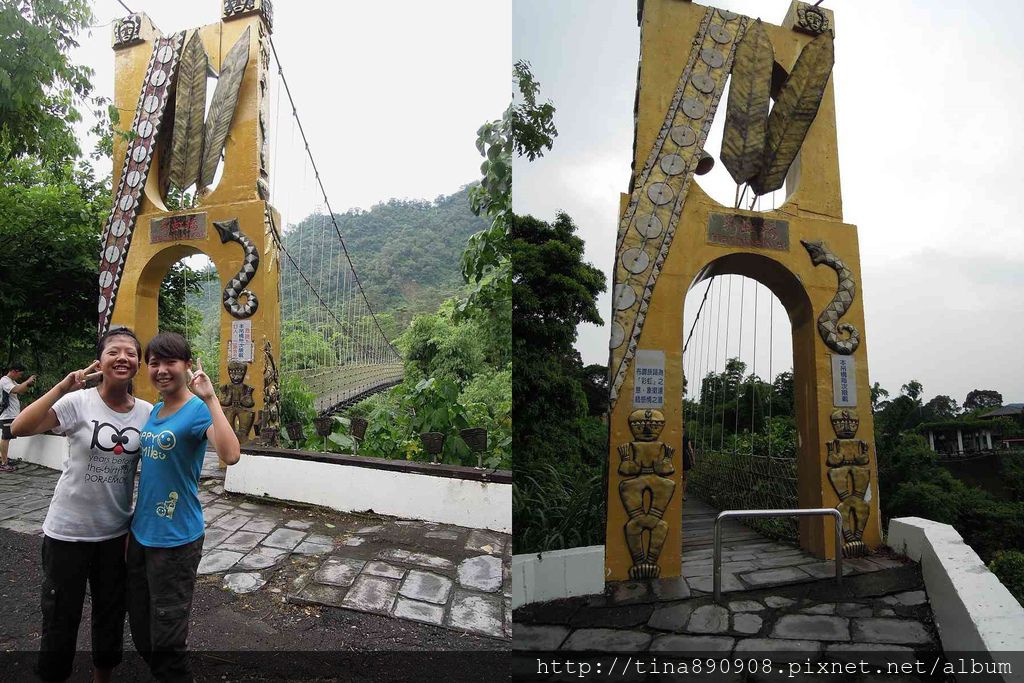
left=113, top=14, right=143, bottom=49
left=261, top=340, right=281, bottom=444
left=219, top=361, right=256, bottom=442
left=213, top=219, right=260, bottom=318
left=801, top=239, right=860, bottom=354
left=98, top=33, right=185, bottom=335
left=608, top=8, right=748, bottom=407
left=826, top=409, right=870, bottom=557
left=794, top=2, right=831, bottom=36
left=618, top=409, right=676, bottom=579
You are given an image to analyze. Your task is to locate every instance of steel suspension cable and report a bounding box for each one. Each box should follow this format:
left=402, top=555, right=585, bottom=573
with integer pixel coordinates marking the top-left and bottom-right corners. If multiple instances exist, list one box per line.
left=268, top=36, right=398, bottom=357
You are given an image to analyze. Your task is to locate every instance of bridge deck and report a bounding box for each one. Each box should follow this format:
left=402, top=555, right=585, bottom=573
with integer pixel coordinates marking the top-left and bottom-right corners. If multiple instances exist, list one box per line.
left=682, top=495, right=771, bottom=551
left=286, top=363, right=404, bottom=414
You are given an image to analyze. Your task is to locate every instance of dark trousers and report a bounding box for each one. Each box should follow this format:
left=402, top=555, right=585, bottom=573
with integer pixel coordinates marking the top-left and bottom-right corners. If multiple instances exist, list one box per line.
left=36, top=533, right=128, bottom=682
left=126, top=533, right=204, bottom=683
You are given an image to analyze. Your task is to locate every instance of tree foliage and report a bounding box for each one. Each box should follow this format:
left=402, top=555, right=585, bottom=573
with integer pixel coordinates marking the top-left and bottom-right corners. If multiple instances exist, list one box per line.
left=964, top=389, right=1003, bottom=414
left=0, top=155, right=108, bottom=385
left=0, top=0, right=95, bottom=165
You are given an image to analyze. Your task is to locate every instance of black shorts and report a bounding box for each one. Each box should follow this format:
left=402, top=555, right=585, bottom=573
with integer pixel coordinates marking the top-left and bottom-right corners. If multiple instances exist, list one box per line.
left=1, top=418, right=14, bottom=441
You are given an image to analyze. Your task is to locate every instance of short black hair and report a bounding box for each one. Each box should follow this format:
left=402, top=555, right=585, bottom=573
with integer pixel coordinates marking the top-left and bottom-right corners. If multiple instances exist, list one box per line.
left=144, top=332, right=192, bottom=363
left=7, top=361, right=26, bottom=373
left=98, top=327, right=142, bottom=359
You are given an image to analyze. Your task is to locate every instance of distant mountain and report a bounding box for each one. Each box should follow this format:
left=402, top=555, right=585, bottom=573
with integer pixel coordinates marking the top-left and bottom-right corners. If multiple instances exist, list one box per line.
left=280, top=184, right=486, bottom=329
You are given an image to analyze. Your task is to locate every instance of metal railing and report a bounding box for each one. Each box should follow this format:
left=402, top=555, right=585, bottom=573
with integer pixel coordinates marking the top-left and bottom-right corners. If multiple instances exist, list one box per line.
left=713, top=508, right=844, bottom=603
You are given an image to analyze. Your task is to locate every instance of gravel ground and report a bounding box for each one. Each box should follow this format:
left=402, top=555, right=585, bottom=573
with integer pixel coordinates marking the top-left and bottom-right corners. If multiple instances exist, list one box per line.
left=0, top=529, right=506, bottom=681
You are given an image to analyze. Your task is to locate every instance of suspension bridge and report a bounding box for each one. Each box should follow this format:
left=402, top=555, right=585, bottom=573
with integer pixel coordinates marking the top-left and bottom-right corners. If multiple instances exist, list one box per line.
left=681, top=273, right=800, bottom=544
left=97, top=5, right=404, bottom=430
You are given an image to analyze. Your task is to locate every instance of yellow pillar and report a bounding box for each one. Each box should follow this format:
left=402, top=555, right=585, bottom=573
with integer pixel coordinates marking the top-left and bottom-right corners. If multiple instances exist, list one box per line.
left=105, top=3, right=280, bottom=436
left=604, top=0, right=881, bottom=583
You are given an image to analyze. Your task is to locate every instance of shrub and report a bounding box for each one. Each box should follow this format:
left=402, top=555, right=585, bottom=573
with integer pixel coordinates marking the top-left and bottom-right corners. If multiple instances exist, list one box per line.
left=989, top=550, right=1024, bottom=607
left=513, top=460, right=605, bottom=554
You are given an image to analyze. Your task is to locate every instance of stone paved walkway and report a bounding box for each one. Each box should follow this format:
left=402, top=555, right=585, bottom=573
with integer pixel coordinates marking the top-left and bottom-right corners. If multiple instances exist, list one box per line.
left=515, top=562, right=939, bottom=659
left=515, top=496, right=939, bottom=661
left=0, top=457, right=510, bottom=641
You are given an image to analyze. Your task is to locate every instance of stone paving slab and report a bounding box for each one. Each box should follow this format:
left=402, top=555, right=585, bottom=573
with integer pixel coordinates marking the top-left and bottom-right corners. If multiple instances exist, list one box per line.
left=562, top=628, right=652, bottom=652
left=516, top=541, right=938, bottom=658
left=1, top=462, right=510, bottom=642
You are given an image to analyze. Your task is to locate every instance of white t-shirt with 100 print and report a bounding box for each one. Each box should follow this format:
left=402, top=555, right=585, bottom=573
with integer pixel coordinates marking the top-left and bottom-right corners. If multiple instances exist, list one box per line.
left=42, top=388, right=153, bottom=541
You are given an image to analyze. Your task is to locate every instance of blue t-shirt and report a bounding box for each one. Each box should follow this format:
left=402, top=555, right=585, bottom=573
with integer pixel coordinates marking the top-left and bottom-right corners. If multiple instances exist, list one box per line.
left=132, top=396, right=213, bottom=548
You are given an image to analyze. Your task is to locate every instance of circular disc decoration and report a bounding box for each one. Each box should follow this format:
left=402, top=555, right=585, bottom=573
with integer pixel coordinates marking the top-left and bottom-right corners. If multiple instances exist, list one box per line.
left=701, top=48, right=725, bottom=69
left=614, top=284, right=637, bottom=310
left=609, top=322, right=625, bottom=349
left=718, top=8, right=739, bottom=20
left=137, top=121, right=154, bottom=138
left=635, top=213, right=663, bottom=239
left=149, top=70, right=167, bottom=87
left=156, top=45, right=173, bottom=63
left=621, top=248, right=650, bottom=274
left=143, top=95, right=160, bottom=113
left=111, top=219, right=128, bottom=237
left=691, top=73, right=715, bottom=94
left=98, top=296, right=108, bottom=313
left=126, top=170, right=143, bottom=187
left=660, top=154, right=686, bottom=176
left=682, top=97, right=706, bottom=119
left=670, top=125, right=696, bottom=147
left=104, top=245, right=121, bottom=263
left=99, top=271, right=114, bottom=288
left=118, top=195, right=135, bottom=211
left=131, top=145, right=148, bottom=163
left=647, top=182, right=674, bottom=206
left=709, top=25, right=732, bottom=44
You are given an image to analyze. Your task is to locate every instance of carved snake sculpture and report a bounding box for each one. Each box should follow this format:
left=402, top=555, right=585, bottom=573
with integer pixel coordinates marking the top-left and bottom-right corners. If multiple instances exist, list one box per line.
left=213, top=218, right=260, bottom=318
left=800, top=239, right=860, bottom=355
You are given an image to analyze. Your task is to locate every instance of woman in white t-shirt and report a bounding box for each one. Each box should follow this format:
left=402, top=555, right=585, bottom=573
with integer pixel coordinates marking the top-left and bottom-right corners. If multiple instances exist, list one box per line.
left=12, top=327, right=153, bottom=683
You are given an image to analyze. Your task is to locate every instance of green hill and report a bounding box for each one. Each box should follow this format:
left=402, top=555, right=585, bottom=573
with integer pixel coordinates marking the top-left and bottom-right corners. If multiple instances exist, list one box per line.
left=280, top=184, right=486, bottom=330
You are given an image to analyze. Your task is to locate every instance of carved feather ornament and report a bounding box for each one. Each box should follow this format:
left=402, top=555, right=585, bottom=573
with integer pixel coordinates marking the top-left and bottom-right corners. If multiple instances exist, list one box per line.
left=721, top=19, right=773, bottom=185
left=199, top=26, right=251, bottom=191
left=750, top=30, right=834, bottom=196
left=167, top=31, right=208, bottom=190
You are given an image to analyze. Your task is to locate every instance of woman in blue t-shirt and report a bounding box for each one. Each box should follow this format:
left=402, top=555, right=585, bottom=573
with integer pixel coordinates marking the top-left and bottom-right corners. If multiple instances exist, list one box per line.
left=127, top=332, right=240, bottom=682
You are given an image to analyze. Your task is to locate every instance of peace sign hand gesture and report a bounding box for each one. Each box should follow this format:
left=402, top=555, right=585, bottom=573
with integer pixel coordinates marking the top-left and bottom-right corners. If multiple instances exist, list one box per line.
left=61, top=361, right=101, bottom=393
left=188, top=356, right=216, bottom=401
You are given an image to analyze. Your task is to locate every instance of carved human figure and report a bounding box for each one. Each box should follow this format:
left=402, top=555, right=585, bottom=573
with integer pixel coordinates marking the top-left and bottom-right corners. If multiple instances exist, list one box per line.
left=219, top=361, right=256, bottom=442
left=618, top=408, right=676, bottom=579
left=260, top=340, right=280, bottom=444
left=825, top=408, right=871, bottom=557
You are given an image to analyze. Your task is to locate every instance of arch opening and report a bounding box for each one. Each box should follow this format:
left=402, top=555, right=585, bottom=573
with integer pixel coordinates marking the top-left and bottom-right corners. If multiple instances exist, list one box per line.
left=680, top=253, right=818, bottom=545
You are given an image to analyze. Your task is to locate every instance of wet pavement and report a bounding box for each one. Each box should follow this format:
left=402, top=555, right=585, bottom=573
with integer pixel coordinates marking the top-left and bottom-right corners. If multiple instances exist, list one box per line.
left=0, top=456, right=510, bottom=641
left=515, top=498, right=940, bottom=661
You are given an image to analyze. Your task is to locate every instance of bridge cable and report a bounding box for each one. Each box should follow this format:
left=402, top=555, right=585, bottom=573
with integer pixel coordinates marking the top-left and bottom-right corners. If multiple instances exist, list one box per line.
left=268, top=35, right=399, bottom=357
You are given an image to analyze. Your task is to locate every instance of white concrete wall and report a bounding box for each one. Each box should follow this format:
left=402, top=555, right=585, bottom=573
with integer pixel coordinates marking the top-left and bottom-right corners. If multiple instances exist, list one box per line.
left=225, top=454, right=511, bottom=533
left=889, top=517, right=1024, bottom=656
left=511, top=545, right=605, bottom=609
left=10, top=433, right=68, bottom=471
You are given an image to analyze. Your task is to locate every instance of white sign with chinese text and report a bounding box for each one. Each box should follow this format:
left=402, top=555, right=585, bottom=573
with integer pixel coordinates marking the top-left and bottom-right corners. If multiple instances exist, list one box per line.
left=633, top=350, right=666, bottom=409
left=831, top=355, right=857, bottom=407
left=228, top=320, right=254, bottom=362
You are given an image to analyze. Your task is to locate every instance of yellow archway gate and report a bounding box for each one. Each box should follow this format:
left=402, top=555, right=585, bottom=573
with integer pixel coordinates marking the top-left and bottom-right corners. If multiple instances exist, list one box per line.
left=605, top=0, right=881, bottom=582
left=97, top=1, right=281, bottom=442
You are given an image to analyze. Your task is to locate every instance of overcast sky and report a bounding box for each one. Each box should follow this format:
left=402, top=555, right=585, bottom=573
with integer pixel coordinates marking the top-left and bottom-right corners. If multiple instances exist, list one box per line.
left=513, top=0, right=1024, bottom=407
left=73, top=0, right=511, bottom=213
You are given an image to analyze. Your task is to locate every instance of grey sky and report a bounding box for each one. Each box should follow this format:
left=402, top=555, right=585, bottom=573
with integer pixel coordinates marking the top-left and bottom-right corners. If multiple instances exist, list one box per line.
left=513, top=0, right=1024, bottom=406
left=73, top=0, right=511, bottom=213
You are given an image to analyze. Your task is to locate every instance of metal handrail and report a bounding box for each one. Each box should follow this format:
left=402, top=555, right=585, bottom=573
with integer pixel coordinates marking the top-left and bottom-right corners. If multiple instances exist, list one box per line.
left=713, top=508, right=844, bottom=603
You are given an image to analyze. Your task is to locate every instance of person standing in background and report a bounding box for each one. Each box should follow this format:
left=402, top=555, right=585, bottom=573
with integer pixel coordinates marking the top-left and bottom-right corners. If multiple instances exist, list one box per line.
left=682, top=431, right=696, bottom=502
left=1, top=361, right=36, bottom=472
